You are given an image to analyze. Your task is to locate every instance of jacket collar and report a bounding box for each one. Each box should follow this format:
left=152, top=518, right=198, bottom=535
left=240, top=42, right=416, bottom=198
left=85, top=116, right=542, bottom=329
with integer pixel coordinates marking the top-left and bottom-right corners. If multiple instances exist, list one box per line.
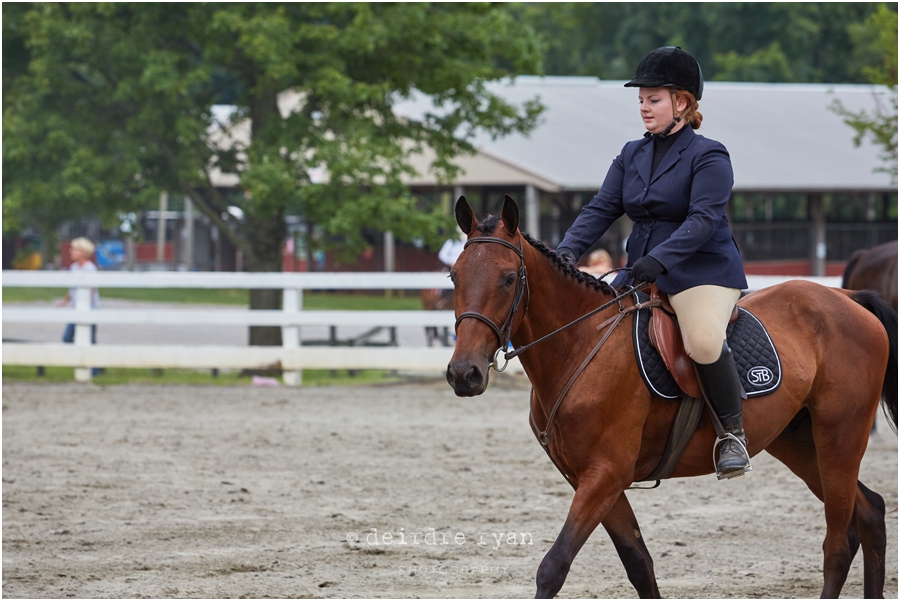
left=635, top=125, right=696, bottom=186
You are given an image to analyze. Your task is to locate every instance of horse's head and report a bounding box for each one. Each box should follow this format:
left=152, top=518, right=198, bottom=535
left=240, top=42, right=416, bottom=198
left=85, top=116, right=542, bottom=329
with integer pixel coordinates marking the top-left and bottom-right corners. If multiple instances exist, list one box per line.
left=446, top=194, right=527, bottom=396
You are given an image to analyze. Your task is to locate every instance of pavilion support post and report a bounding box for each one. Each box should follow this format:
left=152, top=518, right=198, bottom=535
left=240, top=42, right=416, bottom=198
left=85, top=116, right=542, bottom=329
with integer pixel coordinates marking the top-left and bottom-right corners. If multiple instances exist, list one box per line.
left=808, top=193, right=826, bottom=276
left=525, top=184, right=539, bottom=239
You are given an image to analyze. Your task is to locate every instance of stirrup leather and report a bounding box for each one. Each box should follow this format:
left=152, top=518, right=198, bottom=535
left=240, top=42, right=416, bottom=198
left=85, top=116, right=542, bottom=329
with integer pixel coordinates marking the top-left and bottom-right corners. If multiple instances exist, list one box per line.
left=713, top=433, right=753, bottom=480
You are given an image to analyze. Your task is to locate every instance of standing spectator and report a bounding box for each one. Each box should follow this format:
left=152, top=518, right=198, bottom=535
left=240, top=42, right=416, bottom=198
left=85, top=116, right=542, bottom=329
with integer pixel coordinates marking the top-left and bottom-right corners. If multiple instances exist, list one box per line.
left=579, top=248, right=615, bottom=279
left=424, top=229, right=466, bottom=346
left=438, top=228, right=467, bottom=268
left=59, top=238, right=101, bottom=375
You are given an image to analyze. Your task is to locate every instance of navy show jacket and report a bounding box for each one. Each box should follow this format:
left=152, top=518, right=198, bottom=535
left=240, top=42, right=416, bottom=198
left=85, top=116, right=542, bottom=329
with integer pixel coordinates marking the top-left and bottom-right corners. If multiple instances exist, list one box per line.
left=559, top=126, right=748, bottom=294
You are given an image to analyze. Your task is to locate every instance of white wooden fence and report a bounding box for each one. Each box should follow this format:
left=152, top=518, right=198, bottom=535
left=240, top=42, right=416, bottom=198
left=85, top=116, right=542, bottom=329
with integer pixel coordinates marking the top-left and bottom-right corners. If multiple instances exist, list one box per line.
left=2, top=270, right=840, bottom=384
left=2, top=271, right=459, bottom=385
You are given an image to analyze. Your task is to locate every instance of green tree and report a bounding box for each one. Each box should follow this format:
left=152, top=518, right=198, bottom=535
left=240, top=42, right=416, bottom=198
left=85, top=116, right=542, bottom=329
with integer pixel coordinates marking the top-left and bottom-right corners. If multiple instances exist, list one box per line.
left=3, top=3, right=543, bottom=344
left=3, top=3, right=157, bottom=261
left=831, top=4, right=897, bottom=182
left=511, top=3, right=888, bottom=84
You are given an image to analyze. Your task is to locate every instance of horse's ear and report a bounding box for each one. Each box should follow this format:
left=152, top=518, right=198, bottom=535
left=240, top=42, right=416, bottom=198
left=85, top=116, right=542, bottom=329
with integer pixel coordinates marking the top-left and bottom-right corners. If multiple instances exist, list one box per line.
left=455, top=196, right=477, bottom=235
left=501, top=194, right=519, bottom=234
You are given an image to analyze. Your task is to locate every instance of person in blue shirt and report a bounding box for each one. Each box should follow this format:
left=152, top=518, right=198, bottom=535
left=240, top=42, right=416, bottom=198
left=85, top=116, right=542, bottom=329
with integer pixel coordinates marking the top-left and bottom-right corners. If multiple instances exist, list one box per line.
left=556, top=47, right=751, bottom=480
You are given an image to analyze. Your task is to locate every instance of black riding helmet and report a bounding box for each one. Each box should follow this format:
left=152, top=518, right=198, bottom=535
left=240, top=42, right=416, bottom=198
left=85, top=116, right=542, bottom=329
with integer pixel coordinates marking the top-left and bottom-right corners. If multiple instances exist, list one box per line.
left=624, top=46, right=704, bottom=100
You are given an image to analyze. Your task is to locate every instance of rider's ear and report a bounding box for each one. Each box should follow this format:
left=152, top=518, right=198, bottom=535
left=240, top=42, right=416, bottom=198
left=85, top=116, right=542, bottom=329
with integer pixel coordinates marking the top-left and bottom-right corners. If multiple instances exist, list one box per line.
left=501, top=194, right=519, bottom=234
left=455, top=196, right=477, bottom=235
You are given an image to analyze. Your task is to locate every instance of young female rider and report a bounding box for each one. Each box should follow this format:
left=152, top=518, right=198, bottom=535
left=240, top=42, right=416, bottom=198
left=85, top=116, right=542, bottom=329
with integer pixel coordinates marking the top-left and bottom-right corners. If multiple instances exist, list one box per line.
left=555, top=46, right=751, bottom=479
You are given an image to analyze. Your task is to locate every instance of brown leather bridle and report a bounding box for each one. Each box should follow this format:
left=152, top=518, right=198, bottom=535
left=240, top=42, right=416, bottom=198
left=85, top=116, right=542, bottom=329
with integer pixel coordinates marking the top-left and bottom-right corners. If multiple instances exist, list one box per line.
left=454, top=234, right=648, bottom=372
left=453, top=236, right=530, bottom=371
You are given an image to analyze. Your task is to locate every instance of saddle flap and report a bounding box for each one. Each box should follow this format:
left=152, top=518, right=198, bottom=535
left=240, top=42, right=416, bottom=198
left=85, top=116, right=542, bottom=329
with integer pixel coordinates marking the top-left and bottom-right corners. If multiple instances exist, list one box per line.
left=634, top=290, right=781, bottom=401
left=648, top=304, right=703, bottom=399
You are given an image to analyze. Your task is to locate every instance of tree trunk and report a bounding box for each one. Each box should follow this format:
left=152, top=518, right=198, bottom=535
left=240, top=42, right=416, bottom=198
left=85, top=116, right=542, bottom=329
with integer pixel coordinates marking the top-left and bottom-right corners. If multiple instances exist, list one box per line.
left=248, top=289, right=283, bottom=346
left=39, top=223, right=59, bottom=269
left=246, top=205, right=286, bottom=347
left=245, top=83, right=286, bottom=349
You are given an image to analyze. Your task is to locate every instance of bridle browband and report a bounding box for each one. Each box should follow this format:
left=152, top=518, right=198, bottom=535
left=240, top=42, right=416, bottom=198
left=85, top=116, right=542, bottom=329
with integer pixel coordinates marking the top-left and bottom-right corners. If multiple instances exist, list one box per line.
left=453, top=236, right=530, bottom=371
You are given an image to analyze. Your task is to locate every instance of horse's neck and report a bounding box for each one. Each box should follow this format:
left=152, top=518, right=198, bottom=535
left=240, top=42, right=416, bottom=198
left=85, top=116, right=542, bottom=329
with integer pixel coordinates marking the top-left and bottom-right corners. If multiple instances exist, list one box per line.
left=515, top=246, right=617, bottom=363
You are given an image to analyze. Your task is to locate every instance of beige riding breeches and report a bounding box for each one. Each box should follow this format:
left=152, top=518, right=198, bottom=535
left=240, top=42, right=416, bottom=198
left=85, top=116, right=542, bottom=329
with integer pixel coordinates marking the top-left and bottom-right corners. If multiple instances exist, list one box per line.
left=668, top=285, right=742, bottom=365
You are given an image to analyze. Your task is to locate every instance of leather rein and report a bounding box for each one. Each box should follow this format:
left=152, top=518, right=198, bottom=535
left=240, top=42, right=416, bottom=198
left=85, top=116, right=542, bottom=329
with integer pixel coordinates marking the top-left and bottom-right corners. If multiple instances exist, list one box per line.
left=454, top=235, right=667, bottom=488
left=454, top=236, right=650, bottom=427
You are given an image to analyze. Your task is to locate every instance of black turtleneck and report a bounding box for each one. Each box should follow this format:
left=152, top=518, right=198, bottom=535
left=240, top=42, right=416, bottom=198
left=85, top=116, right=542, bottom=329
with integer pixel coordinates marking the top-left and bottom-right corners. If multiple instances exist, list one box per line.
left=650, top=124, right=688, bottom=179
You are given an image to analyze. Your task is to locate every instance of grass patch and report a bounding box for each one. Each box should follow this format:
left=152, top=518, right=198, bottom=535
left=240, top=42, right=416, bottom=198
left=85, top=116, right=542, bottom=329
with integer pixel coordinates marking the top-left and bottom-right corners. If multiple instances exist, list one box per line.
left=303, top=292, right=423, bottom=311
left=2, top=287, right=424, bottom=310
left=2, top=365, right=403, bottom=387
left=2, top=287, right=68, bottom=303
left=103, top=288, right=249, bottom=305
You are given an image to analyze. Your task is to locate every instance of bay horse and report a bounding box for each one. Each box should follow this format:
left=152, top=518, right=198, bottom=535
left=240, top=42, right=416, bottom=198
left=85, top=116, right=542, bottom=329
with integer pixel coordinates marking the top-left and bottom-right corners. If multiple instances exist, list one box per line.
left=446, top=195, right=897, bottom=599
left=842, top=240, right=898, bottom=311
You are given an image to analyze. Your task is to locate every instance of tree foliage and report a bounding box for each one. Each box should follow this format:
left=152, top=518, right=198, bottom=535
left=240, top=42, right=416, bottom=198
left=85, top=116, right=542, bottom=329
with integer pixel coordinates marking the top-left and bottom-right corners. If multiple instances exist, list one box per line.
left=830, top=4, right=898, bottom=181
left=5, top=1, right=897, bottom=260
left=3, top=3, right=544, bottom=269
left=512, top=3, right=892, bottom=84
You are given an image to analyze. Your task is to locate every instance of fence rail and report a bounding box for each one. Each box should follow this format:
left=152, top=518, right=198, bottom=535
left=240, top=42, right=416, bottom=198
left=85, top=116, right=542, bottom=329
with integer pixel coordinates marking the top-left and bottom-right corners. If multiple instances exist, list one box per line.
left=2, top=270, right=842, bottom=384
left=1, top=270, right=454, bottom=289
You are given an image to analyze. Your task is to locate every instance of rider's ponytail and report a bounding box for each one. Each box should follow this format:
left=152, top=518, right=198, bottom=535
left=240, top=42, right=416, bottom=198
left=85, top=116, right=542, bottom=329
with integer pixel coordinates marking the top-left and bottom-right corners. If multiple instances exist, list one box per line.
left=674, top=90, right=703, bottom=130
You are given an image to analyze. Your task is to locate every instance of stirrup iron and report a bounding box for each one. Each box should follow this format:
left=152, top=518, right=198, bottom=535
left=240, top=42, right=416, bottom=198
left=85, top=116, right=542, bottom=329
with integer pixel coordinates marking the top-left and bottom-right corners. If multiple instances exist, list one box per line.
left=712, top=432, right=752, bottom=481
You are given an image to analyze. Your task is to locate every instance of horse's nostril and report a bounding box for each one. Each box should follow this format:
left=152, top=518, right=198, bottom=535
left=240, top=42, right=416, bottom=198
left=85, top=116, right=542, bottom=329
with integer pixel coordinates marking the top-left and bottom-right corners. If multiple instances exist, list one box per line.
left=447, top=362, right=484, bottom=394
left=465, top=364, right=482, bottom=385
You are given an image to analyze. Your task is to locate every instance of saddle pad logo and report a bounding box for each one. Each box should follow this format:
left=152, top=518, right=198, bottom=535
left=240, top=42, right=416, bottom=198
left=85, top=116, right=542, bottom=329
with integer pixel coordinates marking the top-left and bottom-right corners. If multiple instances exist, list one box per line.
left=747, top=366, right=774, bottom=386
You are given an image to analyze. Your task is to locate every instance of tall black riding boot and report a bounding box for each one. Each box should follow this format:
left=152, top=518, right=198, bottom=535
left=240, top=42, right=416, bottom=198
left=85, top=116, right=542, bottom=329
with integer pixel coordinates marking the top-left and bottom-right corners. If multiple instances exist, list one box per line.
left=695, top=342, right=752, bottom=480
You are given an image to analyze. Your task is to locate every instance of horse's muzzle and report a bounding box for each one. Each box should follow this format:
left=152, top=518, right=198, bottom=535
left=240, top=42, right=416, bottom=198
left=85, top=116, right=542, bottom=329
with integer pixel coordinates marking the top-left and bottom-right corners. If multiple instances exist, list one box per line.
left=446, top=358, right=489, bottom=397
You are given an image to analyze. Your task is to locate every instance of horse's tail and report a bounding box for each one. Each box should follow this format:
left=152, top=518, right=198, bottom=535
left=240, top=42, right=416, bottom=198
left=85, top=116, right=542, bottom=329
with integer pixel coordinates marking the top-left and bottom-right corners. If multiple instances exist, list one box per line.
left=852, top=290, right=898, bottom=433
left=841, top=249, right=865, bottom=289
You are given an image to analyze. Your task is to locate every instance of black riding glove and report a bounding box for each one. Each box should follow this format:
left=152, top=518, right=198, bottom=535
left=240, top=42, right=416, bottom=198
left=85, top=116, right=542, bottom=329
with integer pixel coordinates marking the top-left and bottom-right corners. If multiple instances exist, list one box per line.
left=556, top=247, right=577, bottom=267
left=630, top=256, right=666, bottom=284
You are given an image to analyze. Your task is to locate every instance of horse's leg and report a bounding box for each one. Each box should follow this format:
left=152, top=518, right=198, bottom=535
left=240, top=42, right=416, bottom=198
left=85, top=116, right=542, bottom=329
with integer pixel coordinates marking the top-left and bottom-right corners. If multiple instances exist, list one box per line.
left=767, top=414, right=885, bottom=598
left=855, top=481, right=887, bottom=599
left=813, top=409, right=876, bottom=598
left=535, top=471, right=626, bottom=599
left=601, top=492, right=661, bottom=598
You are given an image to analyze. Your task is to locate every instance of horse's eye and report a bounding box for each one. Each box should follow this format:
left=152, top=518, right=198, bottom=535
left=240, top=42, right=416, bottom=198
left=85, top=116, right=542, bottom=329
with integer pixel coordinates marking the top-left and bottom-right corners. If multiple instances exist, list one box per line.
left=448, top=272, right=457, bottom=286
left=503, top=273, right=517, bottom=287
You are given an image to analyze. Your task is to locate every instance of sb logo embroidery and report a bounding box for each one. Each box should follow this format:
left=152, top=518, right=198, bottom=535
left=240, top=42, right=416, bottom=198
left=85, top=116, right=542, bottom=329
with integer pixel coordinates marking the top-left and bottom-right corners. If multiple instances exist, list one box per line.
left=748, top=366, right=774, bottom=386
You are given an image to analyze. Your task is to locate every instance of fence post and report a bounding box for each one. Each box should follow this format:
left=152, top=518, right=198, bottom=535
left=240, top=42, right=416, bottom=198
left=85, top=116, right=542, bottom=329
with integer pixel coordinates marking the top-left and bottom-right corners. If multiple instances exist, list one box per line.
left=282, top=287, right=302, bottom=386
left=73, top=286, right=92, bottom=383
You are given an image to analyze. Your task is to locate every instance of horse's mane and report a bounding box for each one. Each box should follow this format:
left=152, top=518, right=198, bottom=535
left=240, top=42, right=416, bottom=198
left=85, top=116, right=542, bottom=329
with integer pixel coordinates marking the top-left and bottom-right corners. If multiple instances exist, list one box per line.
left=521, top=232, right=618, bottom=296
left=475, top=215, right=618, bottom=295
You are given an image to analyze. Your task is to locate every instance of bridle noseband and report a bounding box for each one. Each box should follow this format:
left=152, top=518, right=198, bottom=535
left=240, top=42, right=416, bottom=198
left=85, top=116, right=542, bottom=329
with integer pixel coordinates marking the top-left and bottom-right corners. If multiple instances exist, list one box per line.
left=453, top=236, right=530, bottom=372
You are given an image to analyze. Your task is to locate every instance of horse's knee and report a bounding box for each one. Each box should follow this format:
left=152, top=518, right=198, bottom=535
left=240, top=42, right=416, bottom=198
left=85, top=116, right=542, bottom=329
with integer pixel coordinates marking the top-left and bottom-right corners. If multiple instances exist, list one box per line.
left=823, top=534, right=855, bottom=577
left=856, top=483, right=887, bottom=552
left=858, top=482, right=886, bottom=518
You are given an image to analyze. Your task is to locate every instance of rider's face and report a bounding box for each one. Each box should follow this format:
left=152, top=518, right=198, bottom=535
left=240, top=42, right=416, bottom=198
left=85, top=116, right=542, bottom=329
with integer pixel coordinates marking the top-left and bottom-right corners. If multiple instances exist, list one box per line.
left=638, top=87, right=684, bottom=135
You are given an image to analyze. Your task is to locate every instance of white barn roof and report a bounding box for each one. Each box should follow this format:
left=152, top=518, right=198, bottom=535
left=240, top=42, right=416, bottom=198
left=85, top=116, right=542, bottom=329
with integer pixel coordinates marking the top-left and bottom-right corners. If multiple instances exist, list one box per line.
left=398, top=77, right=896, bottom=193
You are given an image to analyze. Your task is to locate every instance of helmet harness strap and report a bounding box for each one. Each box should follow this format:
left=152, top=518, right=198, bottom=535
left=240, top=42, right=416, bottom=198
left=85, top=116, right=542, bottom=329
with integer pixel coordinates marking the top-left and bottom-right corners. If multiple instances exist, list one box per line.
left=657, top=89, right=682, bottom=139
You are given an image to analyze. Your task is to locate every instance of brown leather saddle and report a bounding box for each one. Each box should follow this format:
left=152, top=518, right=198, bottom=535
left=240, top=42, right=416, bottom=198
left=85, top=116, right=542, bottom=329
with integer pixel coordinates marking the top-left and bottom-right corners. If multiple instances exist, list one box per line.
left=645, top=286, right=739, bottom=399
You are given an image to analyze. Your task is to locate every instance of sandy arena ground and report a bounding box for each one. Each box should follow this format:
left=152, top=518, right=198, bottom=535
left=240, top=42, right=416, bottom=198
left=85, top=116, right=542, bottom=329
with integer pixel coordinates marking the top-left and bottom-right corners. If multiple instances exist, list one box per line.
left=2, top=377, right=897, bottom=599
